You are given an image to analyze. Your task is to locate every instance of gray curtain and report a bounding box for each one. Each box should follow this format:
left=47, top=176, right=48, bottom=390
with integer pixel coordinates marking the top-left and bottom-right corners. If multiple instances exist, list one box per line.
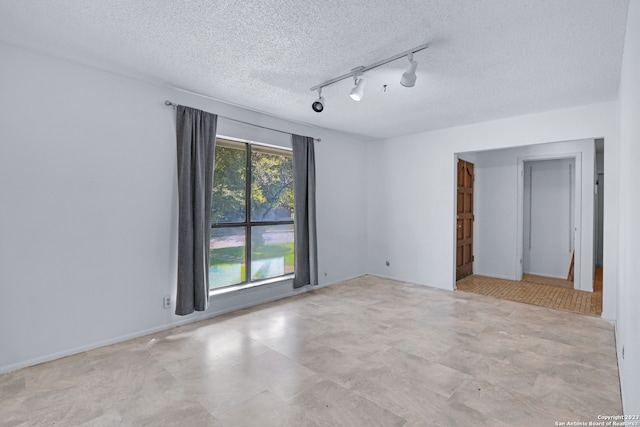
left=175, top=105, right=217, bottom=315
left=292, top=135, right=318, bottom=288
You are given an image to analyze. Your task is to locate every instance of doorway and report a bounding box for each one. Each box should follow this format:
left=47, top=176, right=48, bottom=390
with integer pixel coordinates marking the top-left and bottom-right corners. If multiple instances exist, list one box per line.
left=522, top=158, right=575, bottom=280
left=455, top=139, right=598, bottom=315
left=456, top=159, right=474, bottom=281
left=594, top=138, right=605, bottom=269
left=516, top=152, right=584, bottom=290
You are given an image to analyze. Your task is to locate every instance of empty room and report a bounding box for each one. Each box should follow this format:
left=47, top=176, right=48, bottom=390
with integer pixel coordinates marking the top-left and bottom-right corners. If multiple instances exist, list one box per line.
left=1, top=1, right=639, bottom=426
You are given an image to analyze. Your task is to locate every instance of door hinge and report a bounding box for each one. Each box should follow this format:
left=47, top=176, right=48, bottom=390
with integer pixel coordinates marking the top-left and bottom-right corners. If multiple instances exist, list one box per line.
left=472, top=255, right=475, bottom=262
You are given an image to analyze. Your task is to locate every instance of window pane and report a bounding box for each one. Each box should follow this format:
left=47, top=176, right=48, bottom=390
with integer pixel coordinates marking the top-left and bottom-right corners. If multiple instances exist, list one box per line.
left=211, top=142, right=246, bottom=223
left=250, top=147, right=294, bottom=222
left=251, top=224, right=294, bottom=281
left=210, top=227, right=246, bottom=288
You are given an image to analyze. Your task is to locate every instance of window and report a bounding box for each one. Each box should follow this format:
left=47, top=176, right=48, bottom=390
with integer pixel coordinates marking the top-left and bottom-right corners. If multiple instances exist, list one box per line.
left=209, top=138, right=294, bottom=289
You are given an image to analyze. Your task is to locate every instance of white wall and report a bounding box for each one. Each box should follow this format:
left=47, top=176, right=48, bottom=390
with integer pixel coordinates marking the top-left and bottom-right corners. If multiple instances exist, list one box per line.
left=617, top=0, right=640, bottom=415
left=471, top=152, right=517, bottom=280
left=472, top=140, right=594, bottom=291
left=0, top=43, right=367, bottom=373
left=366, top=102, right=618, bottom=319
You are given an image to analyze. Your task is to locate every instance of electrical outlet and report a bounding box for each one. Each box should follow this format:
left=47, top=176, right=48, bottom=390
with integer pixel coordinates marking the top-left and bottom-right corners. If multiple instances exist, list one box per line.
left=163, top=295, right=171, bottom=309
left=385, top=260, right=390, bottom=266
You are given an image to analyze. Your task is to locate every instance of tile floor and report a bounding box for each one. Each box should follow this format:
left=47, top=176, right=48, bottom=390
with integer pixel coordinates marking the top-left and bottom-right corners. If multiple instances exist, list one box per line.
left=521, top=274, right=574, bottom=289
left=0, top=276, right=620, bottom=426
left=456, top=274, right=603, bottom=316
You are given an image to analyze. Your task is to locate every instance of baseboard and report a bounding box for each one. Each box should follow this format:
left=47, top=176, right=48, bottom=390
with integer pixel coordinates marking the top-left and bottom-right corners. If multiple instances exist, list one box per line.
left=0, top=273, right=365, bottom=375
left=473, top=272, right=518, bottom=281
left=523, top=271, right=568, bottom=280
left=369, top=273, right=453, bottom=291
left=317, top=273, right=366, bottom=289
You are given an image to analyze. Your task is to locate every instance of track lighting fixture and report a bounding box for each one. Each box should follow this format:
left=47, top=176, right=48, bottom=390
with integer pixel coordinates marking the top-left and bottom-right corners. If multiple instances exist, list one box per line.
left=309, top=43, right=428, bottom=112
left=400, top=53, right=418, bottom=87
left=311, top=88, right=324, bottom=112
left=349, top=74, right=365, bottom=102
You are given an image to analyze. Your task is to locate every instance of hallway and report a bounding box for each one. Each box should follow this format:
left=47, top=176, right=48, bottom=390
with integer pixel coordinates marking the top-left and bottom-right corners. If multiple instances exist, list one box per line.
left=456, top=269, right=603, bottom=316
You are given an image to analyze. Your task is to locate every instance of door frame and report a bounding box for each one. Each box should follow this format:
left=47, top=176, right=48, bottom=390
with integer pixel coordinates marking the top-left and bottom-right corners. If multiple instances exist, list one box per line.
left=595, top=172, right=604, bottom=267
left=516, top=152, right=583, bottom=289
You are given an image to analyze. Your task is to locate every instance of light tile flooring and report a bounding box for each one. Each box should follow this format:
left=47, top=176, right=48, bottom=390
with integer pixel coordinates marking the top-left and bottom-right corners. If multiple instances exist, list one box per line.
left=1, top=276, right=620, bottom=426
left=457, top=274, right=603, bottom=316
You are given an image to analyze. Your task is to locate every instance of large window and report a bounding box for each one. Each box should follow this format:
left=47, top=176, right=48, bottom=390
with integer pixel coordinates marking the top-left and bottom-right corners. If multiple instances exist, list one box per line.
left=209, top=138, right=294, bottom=289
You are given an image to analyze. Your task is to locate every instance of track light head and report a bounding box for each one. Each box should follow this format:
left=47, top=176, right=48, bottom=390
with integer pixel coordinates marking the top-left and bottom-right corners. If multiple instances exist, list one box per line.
left=311, top=88, right=324, bottom=112
left=312, top=97, right=324, bottom=112
left=400, top=53, right=418, bottom=87
left=350, top=76, right=365, bottom=101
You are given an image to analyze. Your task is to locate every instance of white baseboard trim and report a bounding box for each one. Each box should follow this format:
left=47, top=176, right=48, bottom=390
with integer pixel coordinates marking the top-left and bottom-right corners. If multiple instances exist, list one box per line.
left=0, top=273, right=365, bottom=375
left=368, top=273, right=453, bottom=291
left=523, top=271, right=567, bottom=280
left=474, top=272, right=518, bottom=281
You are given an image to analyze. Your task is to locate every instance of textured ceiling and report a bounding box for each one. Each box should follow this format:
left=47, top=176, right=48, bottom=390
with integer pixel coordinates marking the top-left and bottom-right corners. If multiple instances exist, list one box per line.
left=0, top=0, right=630, bottom=140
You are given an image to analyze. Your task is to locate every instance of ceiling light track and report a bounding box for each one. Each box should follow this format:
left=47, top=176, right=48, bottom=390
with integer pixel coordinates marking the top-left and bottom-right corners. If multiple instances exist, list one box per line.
left=309, top=42, right=428, bottom=111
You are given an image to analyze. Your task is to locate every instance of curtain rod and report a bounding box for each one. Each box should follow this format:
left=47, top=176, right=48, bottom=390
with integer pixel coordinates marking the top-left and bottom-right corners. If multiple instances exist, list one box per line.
left=164, top=101, right=321, bottom=142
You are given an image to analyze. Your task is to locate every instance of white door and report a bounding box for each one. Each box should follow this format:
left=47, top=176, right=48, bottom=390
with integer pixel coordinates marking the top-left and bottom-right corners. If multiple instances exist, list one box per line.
left=523, top=158, right=575, bottom=279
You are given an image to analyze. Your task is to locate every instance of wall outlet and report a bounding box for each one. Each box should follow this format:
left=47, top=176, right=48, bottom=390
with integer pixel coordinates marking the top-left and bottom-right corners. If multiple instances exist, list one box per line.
left=163, top=295, right=171, bottom=309
left=385, top=260, right=390, bottom=266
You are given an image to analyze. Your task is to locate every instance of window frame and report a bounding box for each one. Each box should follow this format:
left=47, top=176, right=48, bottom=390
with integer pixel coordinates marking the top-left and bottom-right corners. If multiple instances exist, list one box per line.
left=209, top=137, right=294, bottom=292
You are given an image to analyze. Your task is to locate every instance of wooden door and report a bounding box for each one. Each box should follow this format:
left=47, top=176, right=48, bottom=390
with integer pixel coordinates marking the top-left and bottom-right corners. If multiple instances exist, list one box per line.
left=456, top=159, right=474, bottom=281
